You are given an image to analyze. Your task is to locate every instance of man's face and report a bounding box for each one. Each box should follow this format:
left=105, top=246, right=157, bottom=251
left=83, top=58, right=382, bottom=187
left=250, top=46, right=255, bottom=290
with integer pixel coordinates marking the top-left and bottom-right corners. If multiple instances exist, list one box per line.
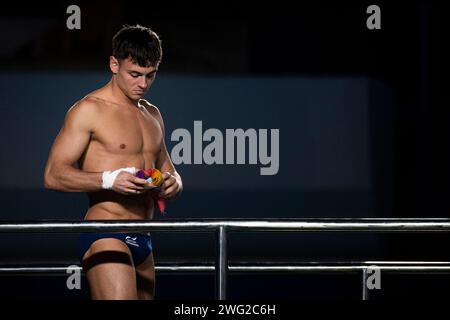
left=111, top=57, right=158, bottom=101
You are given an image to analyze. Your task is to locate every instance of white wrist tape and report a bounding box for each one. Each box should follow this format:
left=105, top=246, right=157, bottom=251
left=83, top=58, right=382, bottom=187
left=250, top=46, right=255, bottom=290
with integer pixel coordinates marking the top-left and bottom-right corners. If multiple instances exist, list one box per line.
left=102, top=167, right=137, bottom=190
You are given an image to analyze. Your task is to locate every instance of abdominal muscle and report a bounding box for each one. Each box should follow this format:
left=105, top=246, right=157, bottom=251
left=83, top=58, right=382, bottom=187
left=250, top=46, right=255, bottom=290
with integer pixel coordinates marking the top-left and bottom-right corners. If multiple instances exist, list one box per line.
left=80, top=143, right=156, bottom=221
left=85, top=191, right=155, bottom=221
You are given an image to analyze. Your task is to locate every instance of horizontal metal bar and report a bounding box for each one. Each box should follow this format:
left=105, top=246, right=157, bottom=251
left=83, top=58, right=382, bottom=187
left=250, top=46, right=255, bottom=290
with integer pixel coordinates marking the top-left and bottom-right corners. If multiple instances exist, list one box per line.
left=0, top=267, right=72, bottom=273
left=2, top=263, right=450, bottom=274
left=2, top=219, right=450, bottom=233
left=230, top=266, right=450, bottom=273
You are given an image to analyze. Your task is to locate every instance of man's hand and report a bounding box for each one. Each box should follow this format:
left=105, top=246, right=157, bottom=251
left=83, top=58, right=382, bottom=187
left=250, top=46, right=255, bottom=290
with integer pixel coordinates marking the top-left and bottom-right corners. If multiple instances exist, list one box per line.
left=112, top=171, right=149, bottom=195
left=160, top=171, right=182, bottom=199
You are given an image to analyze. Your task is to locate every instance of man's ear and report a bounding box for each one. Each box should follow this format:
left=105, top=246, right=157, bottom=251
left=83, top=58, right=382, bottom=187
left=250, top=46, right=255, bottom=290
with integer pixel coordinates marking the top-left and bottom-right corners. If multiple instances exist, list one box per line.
left=110, top=56, right=119, bottom=74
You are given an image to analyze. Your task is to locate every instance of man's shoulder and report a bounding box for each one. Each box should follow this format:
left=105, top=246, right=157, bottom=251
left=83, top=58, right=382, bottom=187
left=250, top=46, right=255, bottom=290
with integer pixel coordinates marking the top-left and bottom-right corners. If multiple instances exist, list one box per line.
left=65, top=97, right=102, bottom=123
left=139, top=99, right=161, bottom=116
left=79, top=95, right=106, bottom=109
left=69, top=96, right=103, bottom=113
left=140, top=99, right=166, bottom=129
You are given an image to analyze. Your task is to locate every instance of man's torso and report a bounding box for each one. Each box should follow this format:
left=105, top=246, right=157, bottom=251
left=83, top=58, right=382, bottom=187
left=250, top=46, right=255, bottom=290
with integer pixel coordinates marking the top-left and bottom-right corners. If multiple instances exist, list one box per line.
left=78, top=93, right=163, bottom=220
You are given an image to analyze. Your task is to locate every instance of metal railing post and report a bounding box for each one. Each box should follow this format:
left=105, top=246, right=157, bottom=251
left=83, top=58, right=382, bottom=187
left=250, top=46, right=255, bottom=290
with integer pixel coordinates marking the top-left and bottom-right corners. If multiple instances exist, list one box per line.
left=216, top=225, right=228, bottom=300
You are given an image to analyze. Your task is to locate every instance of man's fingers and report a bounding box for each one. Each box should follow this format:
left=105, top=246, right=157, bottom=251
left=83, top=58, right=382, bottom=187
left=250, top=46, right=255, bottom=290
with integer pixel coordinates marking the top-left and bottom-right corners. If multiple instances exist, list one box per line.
left=162, top=173, right=175, bottom=185
left=133, top=177, right=148, bottom=185
left=117, top=172, right=146, bottom=184
left=161, top=185, right=176, bottom=198
left=125, top=188, right=143, bottom=195
left=163, top=178, right=175, bottom=189
left=124, top=182, right=145, bottom=191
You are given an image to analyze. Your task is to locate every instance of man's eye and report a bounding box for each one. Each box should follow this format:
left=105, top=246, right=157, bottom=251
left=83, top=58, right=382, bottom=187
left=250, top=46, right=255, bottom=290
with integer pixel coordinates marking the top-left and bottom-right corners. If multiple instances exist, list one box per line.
left=130, top=74, right=139, bottom=78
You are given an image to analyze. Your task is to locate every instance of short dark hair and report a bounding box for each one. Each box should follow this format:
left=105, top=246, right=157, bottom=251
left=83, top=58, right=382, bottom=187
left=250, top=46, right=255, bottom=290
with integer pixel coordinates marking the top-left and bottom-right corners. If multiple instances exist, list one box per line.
left=112, top=24, right=162, bottom=67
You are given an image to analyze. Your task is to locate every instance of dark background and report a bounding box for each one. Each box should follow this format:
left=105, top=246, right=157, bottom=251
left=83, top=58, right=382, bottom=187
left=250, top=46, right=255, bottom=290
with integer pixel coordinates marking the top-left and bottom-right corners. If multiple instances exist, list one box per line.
left=0, top=1, right=449, bottom=300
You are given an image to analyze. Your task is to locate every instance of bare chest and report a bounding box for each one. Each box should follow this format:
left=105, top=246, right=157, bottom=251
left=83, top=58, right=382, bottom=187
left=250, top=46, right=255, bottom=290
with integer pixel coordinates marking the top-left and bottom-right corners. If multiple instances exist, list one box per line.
left=92, top=107, right=162, bottom=156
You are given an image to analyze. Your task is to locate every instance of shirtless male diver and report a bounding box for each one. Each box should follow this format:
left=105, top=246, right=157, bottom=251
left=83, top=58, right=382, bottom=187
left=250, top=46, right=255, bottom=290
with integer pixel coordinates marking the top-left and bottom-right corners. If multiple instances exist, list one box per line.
left=44, top=25, right=183, bottom=300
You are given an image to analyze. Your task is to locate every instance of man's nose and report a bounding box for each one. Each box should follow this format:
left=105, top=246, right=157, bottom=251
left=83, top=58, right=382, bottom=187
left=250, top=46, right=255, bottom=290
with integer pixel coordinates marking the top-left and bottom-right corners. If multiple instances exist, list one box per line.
left=138, top=76, right=148, bottom=88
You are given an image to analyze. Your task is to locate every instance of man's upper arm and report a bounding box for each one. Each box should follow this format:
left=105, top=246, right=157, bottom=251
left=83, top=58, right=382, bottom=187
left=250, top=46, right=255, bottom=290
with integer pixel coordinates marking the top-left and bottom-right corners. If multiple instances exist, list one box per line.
left=144, top=102, right=175, bottom=173
left=46, top=100, right=98, bottom=169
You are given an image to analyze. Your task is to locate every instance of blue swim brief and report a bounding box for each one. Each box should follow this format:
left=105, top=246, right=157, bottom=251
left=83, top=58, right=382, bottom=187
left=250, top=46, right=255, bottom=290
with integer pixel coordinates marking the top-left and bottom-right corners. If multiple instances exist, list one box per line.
left=79, top=232, right=153, bottom=266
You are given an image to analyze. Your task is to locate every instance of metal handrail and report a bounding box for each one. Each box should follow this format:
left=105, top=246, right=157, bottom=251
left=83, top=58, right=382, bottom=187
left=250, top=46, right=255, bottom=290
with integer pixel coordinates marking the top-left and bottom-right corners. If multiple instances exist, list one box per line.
left=2, top=219, right=450, bottom=300
left=1, top=218, right=450, bottom=233
left=1, top=261, right=450, bottom=300
left=2, top=261, right=450, bottom=273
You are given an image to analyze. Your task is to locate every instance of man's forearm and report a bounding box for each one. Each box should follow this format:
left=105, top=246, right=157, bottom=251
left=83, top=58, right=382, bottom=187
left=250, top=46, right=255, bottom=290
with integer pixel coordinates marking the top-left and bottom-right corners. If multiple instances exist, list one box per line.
left=175, top=172, right=183, bottom=195
left=171, top=171, right=183, bottom=199
left=45, top=164, right=103, bottom=192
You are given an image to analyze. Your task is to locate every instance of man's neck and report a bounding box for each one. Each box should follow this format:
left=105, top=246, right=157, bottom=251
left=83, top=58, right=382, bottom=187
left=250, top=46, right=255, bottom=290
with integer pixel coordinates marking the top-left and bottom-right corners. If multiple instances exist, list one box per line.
left=108, top=77, right=139, bottom=107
